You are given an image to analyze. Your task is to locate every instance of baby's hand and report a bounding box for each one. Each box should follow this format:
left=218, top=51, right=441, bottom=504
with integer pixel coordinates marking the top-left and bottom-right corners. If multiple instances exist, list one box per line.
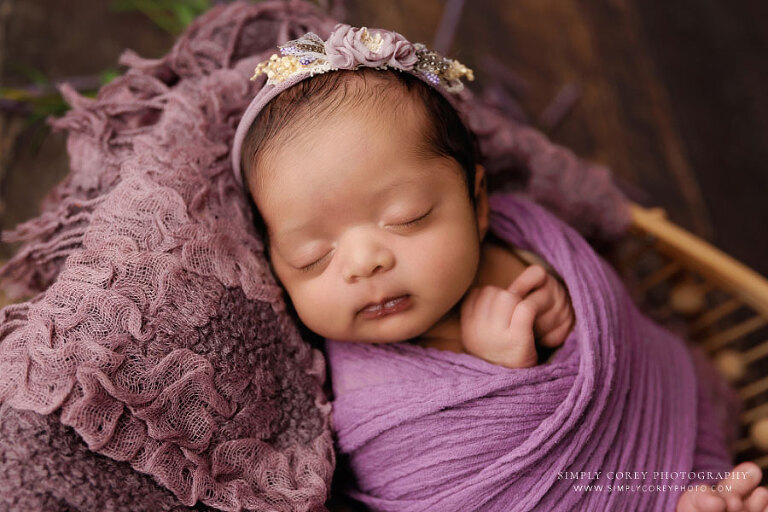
left=676, top=462, right=768, bottom=512
left=460, top=265, right=574, bottom=369
left=521, top=264, right=575, bottom=350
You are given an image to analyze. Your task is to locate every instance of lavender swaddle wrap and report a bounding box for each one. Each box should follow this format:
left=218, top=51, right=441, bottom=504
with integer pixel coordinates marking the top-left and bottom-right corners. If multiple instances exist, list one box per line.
left=326, top=193, right=737, bottom=512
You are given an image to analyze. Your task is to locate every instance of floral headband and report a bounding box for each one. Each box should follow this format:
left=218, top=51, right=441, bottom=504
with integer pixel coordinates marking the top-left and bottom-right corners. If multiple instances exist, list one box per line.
left=231, top=23, right=474, bottom=185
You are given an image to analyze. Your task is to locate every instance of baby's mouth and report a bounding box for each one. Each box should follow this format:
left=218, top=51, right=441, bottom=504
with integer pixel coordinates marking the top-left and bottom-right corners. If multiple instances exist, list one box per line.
left=359, top=295, right=412, bottom=319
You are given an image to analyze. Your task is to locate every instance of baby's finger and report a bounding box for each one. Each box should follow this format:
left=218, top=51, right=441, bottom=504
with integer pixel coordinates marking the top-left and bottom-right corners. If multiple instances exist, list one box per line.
left=723, top=462, right=763, bottom=497
left=744, top=486, right=768, bottom=512
left=507, top=298, right=537, bottom=347
left=716, top=462, right=763, bottom=512
left=525, top=286, right=556, bottom=324
left=536, top=299, right=574, bottom=347
left=539, top=317, right=574, bottom=348
left=508, top=265, right=548, bottom=298
left=489, top=289, right=522, bottom=324
left=675, top=486, right=725, bottom=512
left=474, top=286, right=503, bottom=322
left=485, top=288, right=521, bottom=333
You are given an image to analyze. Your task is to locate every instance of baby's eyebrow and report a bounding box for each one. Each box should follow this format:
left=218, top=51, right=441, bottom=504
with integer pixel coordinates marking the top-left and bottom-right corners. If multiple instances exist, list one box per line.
left=273, top=223, right=310, bottom=243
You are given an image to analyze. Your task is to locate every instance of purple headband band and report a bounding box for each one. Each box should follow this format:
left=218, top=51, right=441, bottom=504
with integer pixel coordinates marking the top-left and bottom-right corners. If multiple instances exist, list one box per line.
left=231, top=23, right=475, bottom=185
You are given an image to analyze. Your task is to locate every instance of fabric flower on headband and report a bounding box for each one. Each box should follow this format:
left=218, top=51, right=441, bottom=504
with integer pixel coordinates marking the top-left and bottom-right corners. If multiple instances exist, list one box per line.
left=251, top=23, right=474, bottom=93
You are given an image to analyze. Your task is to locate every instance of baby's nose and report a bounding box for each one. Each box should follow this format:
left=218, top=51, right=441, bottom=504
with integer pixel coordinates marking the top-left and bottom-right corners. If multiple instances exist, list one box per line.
left=342, top=236, right=395, bottom=282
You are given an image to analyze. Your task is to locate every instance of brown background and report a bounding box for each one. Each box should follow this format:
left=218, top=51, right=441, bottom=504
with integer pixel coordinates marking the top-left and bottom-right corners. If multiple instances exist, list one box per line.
left=2, top=0, right=767, bottom=278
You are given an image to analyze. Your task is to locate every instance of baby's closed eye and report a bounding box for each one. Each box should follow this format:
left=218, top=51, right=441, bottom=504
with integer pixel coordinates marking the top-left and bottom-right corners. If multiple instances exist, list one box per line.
left=392, top=208, right=432, bottom=227
left=299, top=253, right=330, bottom=272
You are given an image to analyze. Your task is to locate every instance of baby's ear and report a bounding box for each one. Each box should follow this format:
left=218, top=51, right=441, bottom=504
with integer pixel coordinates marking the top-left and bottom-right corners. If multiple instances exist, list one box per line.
left=474, top=164, right=489, bottom=239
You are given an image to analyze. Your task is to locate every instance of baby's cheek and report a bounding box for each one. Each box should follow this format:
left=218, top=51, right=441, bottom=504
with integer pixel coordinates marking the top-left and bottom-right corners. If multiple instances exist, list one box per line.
left=291, top=279, right=349, bottom=338
left=410, top=226, right=479, bottom=296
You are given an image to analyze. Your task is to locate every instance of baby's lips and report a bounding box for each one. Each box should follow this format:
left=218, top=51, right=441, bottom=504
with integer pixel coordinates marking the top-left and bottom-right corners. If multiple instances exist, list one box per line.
left=358, top=295, right=413, bottom=320
left=357, top=292, right=411, bottom=314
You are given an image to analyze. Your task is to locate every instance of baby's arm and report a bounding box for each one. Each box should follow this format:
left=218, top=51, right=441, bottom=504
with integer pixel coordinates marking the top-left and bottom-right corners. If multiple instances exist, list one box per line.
left=460, top=265, right=574, bottom=368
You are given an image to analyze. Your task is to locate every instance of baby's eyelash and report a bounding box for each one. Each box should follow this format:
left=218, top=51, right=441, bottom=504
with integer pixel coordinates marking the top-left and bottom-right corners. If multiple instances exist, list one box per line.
left=398, top=209, right=432, bottom=227
left=299, top=254, right=327, bottom=273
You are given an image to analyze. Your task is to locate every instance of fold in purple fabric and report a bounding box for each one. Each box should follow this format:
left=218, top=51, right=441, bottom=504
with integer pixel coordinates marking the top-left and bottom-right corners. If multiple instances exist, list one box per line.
left=325, top=192, right=736, bottom=512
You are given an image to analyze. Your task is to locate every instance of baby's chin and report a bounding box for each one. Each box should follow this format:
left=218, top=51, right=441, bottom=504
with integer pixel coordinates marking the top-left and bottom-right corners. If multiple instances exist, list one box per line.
left=318, top=321, right=433, bottom=345
left=324, top=330, right=424, bottom=345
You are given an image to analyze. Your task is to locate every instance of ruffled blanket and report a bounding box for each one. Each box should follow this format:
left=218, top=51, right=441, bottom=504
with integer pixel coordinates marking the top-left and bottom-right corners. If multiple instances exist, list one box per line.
left=0, top=2, right=340, bottom=511
left=326, top=193, right=737, bottom=512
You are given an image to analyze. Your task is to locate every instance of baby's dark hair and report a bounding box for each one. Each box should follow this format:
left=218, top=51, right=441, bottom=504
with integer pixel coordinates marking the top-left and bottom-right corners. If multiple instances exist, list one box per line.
left=240, top=68, right=481, bottom=244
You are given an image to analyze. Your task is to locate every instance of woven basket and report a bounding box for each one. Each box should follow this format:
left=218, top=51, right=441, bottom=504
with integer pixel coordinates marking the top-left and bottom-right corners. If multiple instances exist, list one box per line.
left=611, top=204, right=768, bottom=480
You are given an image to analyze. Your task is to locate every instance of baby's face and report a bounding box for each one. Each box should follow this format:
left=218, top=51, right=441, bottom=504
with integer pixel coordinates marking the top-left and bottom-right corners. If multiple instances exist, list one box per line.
left=252, top=100, right=485, bottom=343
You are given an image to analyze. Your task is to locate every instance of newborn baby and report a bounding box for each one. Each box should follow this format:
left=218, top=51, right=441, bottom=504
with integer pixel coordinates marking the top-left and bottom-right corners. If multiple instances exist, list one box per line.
left=233, top=26, right=766, bottom=512
left=242, top=66, right=572, bottom=370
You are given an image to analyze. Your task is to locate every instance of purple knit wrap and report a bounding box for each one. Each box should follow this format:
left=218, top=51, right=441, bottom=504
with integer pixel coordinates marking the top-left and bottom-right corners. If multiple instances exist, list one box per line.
left=325, top=193, right=738, bottom=512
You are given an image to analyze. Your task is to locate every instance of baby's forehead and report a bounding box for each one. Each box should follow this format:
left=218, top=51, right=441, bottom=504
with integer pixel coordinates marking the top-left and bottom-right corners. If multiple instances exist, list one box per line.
left=255, top=86, right=431, bottom=188
left=313, top=71, right=430, bottom=125
left=315, top=73, right=429, bottom=131
left=246, top=69, right=436, bottom=166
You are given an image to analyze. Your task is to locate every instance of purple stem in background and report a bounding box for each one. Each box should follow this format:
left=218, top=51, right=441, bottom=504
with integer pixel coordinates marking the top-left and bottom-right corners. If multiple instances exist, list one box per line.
left=0, top=98, right=31, bottom=116
left=313, top=0, right=346, bottom=21
left=479, top=54, right=528, bottom=97
left=539, top=82, right=582, bottom=131
left=330, top=0, right=347, bottom=21
left=432, top=0, right=465, bottom=55
left=484, top=84, right=529, bottom=124
left=611, top=174, right=652, bottom=205
left=1, top=75, right=107, bottom=115
left=3, top=75, right=104, bottom=98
